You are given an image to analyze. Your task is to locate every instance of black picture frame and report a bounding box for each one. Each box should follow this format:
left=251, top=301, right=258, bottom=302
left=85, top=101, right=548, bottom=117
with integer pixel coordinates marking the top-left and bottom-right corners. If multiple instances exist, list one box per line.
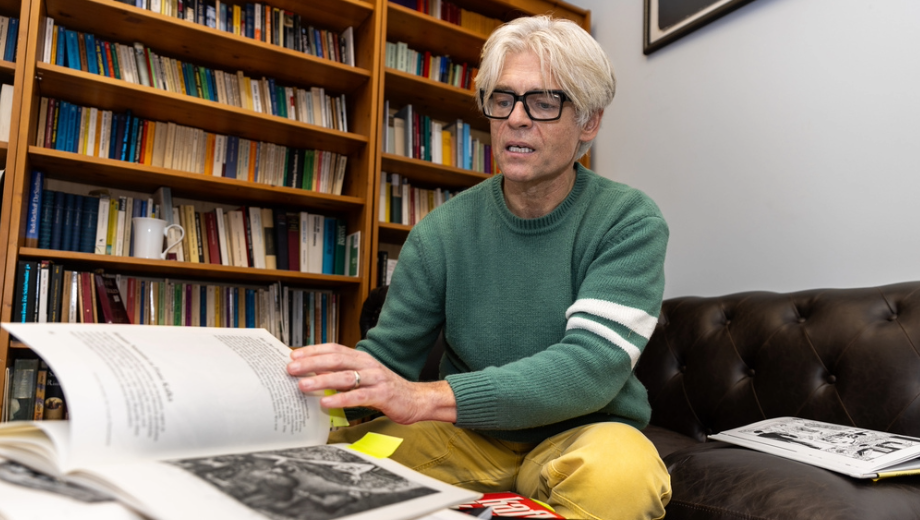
left=644, top=0, right=758, bottom=55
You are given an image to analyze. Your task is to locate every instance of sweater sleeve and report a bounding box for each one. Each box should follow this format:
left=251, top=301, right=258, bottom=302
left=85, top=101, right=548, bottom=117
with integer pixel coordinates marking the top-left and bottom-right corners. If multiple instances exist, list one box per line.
left=355, top=228, right=446, bottom=381
left=447, top=214, right=669, bottom=431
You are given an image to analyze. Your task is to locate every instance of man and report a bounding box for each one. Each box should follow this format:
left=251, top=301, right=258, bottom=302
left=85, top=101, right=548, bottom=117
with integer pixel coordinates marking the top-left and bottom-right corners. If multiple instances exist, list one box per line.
left=287, top=15, right=671, bottom=520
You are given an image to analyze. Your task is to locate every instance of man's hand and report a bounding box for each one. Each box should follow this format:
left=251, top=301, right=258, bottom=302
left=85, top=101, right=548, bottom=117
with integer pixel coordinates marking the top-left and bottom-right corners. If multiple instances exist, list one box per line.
left=287, top=343, right=457, bottom=425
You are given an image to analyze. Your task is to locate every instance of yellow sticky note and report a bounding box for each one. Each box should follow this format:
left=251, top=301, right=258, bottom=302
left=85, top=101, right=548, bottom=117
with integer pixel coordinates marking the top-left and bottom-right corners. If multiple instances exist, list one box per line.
left=325, top=390, right=349, bottom=428
left=348, top=432, right=404, bottom=459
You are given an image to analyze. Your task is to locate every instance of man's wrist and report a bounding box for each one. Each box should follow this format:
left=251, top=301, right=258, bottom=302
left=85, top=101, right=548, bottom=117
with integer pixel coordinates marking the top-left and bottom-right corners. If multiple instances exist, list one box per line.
left=418, top=380, right=457, bottom=423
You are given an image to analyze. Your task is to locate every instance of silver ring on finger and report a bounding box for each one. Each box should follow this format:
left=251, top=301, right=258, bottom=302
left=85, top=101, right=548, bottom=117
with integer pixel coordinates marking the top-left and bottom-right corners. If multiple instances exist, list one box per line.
left=352, top=370, right=361, bottom=390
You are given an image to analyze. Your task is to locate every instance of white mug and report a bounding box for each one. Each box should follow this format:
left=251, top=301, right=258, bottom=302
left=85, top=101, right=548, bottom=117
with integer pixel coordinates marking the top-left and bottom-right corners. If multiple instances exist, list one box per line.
left=132, top=217, right=185, bottom=260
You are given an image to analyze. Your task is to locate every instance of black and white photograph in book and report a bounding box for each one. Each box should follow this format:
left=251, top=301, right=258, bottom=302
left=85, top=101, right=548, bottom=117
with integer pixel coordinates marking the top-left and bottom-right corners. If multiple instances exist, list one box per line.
left=0, top=460, right=112, bottom=503
left=168, top=445, right=438, bottom=520
left=644, top=0, right=758, bottom=54
left=740, top=418, right=920, bottom=462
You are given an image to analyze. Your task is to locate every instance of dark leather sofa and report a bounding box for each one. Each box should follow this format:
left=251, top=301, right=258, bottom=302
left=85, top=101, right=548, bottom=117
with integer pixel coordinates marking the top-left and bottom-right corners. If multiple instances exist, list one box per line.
left=361, top=282, right=920, bottom=519
left=635, top=281, right=920, bottom=519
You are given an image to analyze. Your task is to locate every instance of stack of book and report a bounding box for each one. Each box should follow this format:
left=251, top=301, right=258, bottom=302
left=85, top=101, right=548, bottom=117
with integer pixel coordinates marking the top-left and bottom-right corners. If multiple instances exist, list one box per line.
left=34, top=98, right=349, bottom=193
left=24, top=177, right=362, bottom=276
left=0, top=15, right=19, bottom=63
left=384, top=102, right=495, bottom=174
left=42, top=25, right=350, bottom=130
left=9, top=263, right=341, bottom=346
left=385, top=41, right=478, bottom=91
left=109, top=2, right=355, bottom=66
left=379, top=172, right=458, bottom=226
left=389, top=0, right=501, bottom=37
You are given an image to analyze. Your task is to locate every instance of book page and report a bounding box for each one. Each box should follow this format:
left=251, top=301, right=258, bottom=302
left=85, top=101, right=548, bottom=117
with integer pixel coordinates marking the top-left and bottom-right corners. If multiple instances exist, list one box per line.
left=0, top=458, right=144, bottom=520
left=2, top=324, right=329, bottom=472
left=710, top=417, right=920, bottom=477
left=69, top=444, right=480, bottom=520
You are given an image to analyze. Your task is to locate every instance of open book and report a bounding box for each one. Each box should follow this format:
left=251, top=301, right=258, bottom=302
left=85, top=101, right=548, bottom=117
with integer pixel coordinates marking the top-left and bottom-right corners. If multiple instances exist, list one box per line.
left=0, top=323, right=479, bottom=520
left=709, top=417, right=920, bottom=479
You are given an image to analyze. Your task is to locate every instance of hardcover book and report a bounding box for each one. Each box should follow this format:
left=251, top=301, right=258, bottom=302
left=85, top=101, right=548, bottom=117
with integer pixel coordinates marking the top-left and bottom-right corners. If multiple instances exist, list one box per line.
left=0, top=324, right=479, bottom=520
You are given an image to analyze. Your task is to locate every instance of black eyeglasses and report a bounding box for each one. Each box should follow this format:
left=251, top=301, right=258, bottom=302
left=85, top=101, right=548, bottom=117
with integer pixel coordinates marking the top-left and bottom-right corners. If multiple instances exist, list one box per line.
left=480, top=89, right=570, bottom=121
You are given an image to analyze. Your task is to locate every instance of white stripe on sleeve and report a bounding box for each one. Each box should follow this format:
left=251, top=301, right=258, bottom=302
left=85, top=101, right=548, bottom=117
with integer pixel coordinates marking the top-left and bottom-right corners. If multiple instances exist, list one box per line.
left=567, top=316, right=642, bottom=369
left=566, top=298, right=657, bottom=339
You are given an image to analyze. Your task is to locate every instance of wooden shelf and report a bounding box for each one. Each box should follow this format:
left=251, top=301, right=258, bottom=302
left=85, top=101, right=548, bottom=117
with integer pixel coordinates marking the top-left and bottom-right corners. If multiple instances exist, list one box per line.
left=0, top=59, right=14, bottom=75
left=456, top=0, right=589, bottom=26
left=35, top=63, right=369, bottom=156
left=30, top=147, right=366, bottom=213
left=387, top=4, right=486, bottom=66
left=45, top=0, right=374, bottom=93
left=384, top=69, right=487, bottom=132
left=378, top=221, right=411, bottom=243
left=381, top=153, right=491, bottom=189
left=0, top=0, right=17, bottom=14
left=18, top=248, right=363, bottom=288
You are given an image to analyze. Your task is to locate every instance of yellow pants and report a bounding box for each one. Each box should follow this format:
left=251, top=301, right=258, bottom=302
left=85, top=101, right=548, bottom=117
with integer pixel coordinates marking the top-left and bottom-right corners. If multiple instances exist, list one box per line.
left=329, top=418, right=671, bottom=520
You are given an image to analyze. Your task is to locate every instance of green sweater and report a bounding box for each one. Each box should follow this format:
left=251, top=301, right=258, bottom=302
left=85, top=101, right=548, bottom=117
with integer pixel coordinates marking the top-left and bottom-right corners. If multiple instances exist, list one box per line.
left=358, top=164, right=669, bottom=443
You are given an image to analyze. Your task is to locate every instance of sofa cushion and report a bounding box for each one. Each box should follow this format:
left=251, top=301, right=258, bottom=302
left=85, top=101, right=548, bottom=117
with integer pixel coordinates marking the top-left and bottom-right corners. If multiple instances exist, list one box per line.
left=662, top=442, right=920, bottom=520
left=642, top=423, right=701, bottom=459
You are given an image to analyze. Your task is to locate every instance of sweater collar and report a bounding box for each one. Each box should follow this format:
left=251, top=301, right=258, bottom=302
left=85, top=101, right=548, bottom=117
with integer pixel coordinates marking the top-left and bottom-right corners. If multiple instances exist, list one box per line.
left=490, top=163, right=591, bottom=233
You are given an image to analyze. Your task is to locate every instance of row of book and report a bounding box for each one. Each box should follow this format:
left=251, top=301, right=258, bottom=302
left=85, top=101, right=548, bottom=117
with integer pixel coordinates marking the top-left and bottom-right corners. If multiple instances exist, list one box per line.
left=389, top=0, right=502, bottom=37
left=35, top=97, right=349, bottom=194
left=384, top=102, right=496, bottom=174
left=115, top=0, right=355, bottom=66
left=41, top=25, right=350, bottom=133
left=11, top=264, right=339, bottom=345
left=379, top=172, right=458, bottom=226
left=0, top=16, right=19, bottom=63
left=9, top=263, right=338, bottom=365
left=25, top=177, right=362, bottom=276
left=385, top=41, right=478, bottom=91
left=3, top=358, right=65, bottom=422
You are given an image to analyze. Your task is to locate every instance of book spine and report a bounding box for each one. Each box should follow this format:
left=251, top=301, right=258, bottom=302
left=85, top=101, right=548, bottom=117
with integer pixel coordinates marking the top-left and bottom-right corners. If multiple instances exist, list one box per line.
left=24, top=171, right=44, bottom=248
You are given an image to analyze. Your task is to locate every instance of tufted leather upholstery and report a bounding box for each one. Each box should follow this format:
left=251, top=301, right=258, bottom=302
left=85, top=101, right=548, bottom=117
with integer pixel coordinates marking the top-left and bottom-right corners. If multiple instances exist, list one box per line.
left=636, top=281, right=920, bottom=520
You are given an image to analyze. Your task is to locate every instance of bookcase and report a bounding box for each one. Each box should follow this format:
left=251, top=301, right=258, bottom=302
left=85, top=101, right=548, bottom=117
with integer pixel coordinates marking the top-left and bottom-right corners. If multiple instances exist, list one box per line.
left=0, top=0, right=591, bottom=418
left=0, top=0, right=382, bottom=415
left=370, top=0, right=590, bottom=287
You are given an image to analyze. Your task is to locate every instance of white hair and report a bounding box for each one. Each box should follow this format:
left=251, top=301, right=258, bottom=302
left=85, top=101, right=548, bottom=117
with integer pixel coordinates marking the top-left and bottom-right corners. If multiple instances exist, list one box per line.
left=475, top=15, right=616, bottom=159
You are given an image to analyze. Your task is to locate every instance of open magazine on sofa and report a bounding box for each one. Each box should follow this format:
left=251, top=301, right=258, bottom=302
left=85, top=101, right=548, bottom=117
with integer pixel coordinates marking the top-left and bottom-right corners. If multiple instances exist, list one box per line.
left=709, top=417, right=920, bottom=479
left=0, top=323, right=479, bottom=520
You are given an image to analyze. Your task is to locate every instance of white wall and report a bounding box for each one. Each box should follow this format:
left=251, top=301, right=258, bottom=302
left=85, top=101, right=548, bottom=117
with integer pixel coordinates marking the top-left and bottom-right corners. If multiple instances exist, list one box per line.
left=577, top=0, right=920, bottom=297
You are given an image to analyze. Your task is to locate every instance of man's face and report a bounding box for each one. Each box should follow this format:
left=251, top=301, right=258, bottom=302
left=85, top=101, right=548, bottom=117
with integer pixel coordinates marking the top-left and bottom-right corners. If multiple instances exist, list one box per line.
left=489, top=51, right=600, bottom=189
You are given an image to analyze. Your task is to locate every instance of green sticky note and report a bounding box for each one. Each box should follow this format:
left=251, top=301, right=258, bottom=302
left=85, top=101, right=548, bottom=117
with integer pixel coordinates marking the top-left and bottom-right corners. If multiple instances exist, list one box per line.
left=325, top=389, right=349, bottom=428
left=348, top=432, right=404, bottom=459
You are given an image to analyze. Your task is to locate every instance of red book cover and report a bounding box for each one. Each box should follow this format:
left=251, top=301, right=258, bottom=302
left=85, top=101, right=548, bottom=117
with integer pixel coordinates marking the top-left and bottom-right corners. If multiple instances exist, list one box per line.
left=94, top=273, right=131, bottom=324
left=126, top=276, right=136, bottom=324
left=204, top=212, right=221, bottom=264
left=453, top=492, right=564, bottom=519
left=103, top=41, right=116, bottom=78
left=422, top=51, right=431, bottom=78
left=79, top=272, right=95, bottom=323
